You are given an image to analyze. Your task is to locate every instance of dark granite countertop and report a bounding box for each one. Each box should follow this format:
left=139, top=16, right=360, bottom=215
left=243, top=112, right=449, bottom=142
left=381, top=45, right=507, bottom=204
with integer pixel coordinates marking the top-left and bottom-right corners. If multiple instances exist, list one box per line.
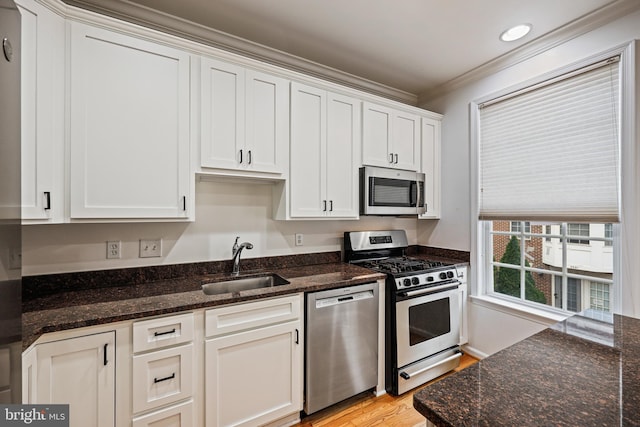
left=413, top=311, right=640, bottom=426
left=22, top=262, right=385, bottom=350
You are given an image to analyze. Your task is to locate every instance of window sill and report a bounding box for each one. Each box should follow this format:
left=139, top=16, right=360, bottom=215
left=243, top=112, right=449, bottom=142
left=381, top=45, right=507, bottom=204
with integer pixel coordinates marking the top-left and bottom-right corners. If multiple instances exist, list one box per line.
left=470, top=294, right=570, bottom=325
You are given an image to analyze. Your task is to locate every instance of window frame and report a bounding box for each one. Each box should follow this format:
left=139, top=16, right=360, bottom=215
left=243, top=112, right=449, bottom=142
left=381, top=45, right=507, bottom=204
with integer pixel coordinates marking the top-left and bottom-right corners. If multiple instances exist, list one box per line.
left=470, top=44, right=631, bottom=321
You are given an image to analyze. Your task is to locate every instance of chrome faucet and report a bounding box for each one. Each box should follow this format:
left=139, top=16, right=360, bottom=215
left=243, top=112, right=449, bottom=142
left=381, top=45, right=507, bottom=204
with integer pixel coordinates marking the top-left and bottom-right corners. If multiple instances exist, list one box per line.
left=231, top=236, right=253, bottom=275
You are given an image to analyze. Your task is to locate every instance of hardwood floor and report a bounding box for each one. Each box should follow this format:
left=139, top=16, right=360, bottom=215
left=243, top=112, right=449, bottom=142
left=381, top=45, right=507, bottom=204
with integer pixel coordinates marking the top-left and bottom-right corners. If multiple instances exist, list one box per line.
left=296, top=353, right=478, bottom=427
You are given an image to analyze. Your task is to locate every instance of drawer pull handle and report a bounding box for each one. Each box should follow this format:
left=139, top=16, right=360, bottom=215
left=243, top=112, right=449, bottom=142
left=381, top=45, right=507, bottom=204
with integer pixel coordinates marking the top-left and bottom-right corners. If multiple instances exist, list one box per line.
left=154, top=328, right=176, bottom=337
left=154, top=373, right=175, bottom=384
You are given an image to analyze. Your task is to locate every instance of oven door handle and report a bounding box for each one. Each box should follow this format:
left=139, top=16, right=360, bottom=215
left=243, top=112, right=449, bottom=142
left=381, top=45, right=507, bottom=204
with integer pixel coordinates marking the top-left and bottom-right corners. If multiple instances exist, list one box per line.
left=399, top=350, right=463, bottom=380
left=400, top=282, right=460, bottom=298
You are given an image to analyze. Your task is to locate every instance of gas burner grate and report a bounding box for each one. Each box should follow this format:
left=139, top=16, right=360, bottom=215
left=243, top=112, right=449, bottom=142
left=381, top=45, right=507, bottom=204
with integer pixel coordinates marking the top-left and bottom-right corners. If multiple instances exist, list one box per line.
left=359, top=257, right=447, bottom=274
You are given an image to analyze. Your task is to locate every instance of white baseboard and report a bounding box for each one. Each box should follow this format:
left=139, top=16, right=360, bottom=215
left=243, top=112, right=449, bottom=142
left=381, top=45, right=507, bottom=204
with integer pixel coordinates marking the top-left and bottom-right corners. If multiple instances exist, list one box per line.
left=462, top=344, right=488, bottom=360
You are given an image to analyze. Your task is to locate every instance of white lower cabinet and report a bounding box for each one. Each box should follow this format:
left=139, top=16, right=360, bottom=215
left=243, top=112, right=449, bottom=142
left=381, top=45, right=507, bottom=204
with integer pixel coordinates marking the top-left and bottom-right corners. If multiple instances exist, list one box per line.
left=205, top=295, right=303, bottom=427
left=132, top=400, right=194, bottom=427
left=30, top=332, right=116, bottom=427
left=132, top=344, right=193, bottom=413
left=132, top=313, right=195, bottom=426
left=23, top=297, right=306, bottom=427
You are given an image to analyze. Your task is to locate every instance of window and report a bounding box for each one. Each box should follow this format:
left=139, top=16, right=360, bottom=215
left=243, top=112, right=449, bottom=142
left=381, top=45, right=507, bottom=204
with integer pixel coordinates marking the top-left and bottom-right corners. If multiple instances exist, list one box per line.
left=590, top=282, right=610, bottom=311
left=510, top=221, right=531, bottom=234
left=476, top=54, right=620, bottom=315
left=605, top=223, right=613, bottom=247
left=490, top=221, right=614, bottom=313
left=567, top=223, right=590, bottom=245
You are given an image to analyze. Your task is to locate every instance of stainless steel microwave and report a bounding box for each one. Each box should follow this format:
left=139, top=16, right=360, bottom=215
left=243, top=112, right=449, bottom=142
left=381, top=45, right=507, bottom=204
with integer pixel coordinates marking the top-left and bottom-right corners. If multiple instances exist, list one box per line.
left=359, top=166, right=426, bottom=216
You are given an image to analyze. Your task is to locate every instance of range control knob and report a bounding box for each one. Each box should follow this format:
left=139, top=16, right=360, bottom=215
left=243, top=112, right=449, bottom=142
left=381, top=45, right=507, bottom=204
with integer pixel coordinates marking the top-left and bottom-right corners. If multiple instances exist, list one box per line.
left=447, top=271, right=455, bottom=278
left=411, top=277, right=420, bottom=285
left=439, top=272, right=447, bottom=280
left=427, top=276, right=434, bottom=282
left=403, top=278, right=411, bottom=287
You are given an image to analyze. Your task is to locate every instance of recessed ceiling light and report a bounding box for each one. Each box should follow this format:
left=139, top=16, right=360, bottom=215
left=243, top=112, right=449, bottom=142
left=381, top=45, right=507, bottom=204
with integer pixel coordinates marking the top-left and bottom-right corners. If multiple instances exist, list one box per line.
left=499, top=24, right=532, bottom=42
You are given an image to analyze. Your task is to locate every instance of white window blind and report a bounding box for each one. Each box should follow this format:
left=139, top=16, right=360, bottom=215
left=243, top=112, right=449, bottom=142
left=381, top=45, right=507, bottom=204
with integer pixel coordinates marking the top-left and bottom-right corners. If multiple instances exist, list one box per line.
left=479, top=57, right=620, bottom=222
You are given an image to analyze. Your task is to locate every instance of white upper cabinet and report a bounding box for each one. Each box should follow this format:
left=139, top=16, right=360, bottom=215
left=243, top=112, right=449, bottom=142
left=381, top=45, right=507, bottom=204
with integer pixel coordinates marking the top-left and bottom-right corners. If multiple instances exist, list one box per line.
left=362, top=102, right=420, bottom=171
left=420, top=117, right=442, bottom=219
left=68, top=22, right=191, bottom=219
left=17, top=0, right=65, bottom=223
left=289, top=82, right=360, bottom=218
left=200, top=57, right=288, bottom=175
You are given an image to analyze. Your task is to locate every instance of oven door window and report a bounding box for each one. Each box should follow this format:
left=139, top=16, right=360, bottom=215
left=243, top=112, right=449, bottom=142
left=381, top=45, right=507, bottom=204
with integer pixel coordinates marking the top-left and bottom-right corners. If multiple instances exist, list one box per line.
left=408, top=297, right=451, bottom=346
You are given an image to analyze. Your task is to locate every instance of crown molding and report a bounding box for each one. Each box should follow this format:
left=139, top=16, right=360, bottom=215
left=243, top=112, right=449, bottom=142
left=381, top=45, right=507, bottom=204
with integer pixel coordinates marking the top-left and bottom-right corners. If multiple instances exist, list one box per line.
left=417, top=0, right=640, bottom=106
left=62, top=0, right=417, bottom=105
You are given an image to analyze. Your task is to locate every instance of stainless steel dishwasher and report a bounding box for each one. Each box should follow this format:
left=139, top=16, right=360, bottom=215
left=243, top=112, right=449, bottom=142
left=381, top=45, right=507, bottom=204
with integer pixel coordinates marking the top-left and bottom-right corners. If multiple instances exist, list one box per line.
left=304, top=282, right=379, bottom=415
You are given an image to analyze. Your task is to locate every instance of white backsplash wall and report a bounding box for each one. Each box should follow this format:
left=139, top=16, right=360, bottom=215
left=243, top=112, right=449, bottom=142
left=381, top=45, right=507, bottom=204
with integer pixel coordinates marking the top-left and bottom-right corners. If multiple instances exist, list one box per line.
left=22, top=179, right=418, bottom=276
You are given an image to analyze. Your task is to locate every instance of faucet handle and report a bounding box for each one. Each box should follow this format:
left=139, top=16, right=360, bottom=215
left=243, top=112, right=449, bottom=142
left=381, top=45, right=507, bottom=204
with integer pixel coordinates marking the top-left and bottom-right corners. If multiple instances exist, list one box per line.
left=232, top=236, right=239, bottom=252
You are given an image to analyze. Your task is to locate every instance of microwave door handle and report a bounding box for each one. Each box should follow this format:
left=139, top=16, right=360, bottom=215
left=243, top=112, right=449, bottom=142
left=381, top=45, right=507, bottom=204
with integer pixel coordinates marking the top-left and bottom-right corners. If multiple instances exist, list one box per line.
left=416, top=179, right=422, bottom=210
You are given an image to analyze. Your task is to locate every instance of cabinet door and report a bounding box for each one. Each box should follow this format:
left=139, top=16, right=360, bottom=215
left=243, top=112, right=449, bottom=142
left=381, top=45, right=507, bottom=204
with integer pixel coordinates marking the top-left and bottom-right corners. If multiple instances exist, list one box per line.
left=245, top=69, right=289, bottom=173
left=290, top=82, right=326, bottom=217
left=392, top=111, right=420, bottom=171
left=200, top=57, right=245, bottom=170
left=205, top=321, right=302, bottom=427
left=18, top=0, right=65, bottom=222
left=36, top=332, right=115, bottom=427
left=69, top=22, right=190, bottom=219
left=326, top=93, right=360, bottom=218
left=362, top=102, right=393, bottom=168
left=420, top=117, right=441, bottom=219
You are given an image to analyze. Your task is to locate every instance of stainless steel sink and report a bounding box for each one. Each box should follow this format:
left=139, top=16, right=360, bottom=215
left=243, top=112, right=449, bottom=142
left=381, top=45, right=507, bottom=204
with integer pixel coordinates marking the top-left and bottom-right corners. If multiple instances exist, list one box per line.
left=202, top=274, right=290, bottom=295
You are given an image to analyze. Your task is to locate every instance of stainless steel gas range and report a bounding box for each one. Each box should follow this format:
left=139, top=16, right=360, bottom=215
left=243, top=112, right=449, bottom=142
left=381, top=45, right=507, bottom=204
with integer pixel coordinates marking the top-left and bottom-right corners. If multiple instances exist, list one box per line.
left=344, top=230, right=464, bottom=395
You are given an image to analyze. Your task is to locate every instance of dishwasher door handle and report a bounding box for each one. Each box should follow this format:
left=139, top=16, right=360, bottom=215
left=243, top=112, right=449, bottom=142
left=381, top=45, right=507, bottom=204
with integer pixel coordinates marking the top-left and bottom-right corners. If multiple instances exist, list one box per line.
left=315, top=290, right=374, bottom=308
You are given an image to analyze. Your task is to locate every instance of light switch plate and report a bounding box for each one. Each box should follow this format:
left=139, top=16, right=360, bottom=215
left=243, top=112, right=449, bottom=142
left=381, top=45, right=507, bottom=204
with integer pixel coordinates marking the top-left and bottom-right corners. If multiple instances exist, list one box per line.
left=139, top=239, right=162, bottom=258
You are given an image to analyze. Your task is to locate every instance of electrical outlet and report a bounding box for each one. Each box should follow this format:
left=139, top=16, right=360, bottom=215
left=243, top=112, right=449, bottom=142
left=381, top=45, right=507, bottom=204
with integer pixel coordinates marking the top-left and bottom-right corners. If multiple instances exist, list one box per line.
left=295, top=233, right=304, bottom=246
left=139, top=239, right=162, bottom=258
left=106, top=241, right=121, bottom=259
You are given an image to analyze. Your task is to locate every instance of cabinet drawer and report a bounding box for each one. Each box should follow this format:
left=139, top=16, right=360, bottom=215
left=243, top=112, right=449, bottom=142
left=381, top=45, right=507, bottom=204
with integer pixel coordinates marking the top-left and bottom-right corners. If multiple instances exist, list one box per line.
left=132, top=344, right=193, bottom=413
left=133, top=312, right=194, bottom=353
left=132, top=399, right=193, bottom=427
left=205, top=295, right=301, bottom=338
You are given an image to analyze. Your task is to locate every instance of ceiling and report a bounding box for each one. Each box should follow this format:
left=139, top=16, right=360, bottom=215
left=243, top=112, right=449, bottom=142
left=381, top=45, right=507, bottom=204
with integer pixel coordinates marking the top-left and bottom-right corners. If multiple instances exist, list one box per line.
left=78, top=0, right=632, bottom=100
